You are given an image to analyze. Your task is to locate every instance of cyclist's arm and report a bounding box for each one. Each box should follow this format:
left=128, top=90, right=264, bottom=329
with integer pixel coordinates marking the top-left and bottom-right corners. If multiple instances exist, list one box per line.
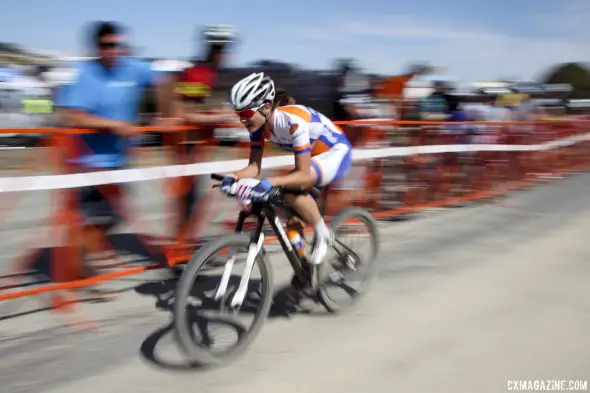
left=267, top=150, right=314, bottom=188
left=266, top=123, right=315, bottom=188
left=233, top=147, right=263, bottom=179
left=231, top=127, right=264, bottom=179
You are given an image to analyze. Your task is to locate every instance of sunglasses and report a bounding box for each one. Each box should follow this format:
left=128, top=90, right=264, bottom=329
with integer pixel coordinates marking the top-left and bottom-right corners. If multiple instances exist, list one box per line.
left=98, top=41, right=123, bottom=49
left=236, top=104, right=264, bottom=119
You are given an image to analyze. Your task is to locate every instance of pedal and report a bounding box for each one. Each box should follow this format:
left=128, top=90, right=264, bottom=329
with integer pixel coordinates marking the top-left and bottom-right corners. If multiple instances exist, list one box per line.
left=328, top=271, right=346, bottom=284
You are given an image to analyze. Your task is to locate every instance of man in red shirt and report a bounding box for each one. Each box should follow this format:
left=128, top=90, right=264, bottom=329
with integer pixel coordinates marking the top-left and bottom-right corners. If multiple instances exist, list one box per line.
left=163, top=25, right=237, bottom=271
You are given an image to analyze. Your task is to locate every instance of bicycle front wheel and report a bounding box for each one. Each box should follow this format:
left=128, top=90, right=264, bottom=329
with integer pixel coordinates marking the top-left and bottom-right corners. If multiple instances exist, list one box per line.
left=173, top=233, right=274, bottom=367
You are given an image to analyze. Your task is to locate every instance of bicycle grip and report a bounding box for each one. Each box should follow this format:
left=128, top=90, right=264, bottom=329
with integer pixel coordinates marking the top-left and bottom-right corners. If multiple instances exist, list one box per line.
left=210, top=173, right=225, bottom=181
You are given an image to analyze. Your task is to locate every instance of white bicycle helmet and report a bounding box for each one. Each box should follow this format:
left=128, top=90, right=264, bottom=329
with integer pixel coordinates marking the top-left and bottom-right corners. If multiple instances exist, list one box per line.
left=229, top=72, right=276, bottom=111
left=202, top=25, right=236, bottom=45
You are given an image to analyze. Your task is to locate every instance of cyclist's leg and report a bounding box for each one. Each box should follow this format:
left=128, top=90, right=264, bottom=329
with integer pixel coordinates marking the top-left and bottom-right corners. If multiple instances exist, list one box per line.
left=285, top=186, right=323, bottom=251
left=286, top=142, right=352, bottom=264
left=311, top=143, right=352, bottom=263
left=282, top=142, right=350, bottom=219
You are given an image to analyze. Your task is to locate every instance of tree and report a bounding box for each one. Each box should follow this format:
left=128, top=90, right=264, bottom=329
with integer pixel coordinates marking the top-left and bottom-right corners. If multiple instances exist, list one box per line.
left=541, top=62, right=590, bottom=99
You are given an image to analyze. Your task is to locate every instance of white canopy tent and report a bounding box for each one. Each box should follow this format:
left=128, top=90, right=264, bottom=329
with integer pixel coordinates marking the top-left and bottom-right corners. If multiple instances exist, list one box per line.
left=150, top=59, right=191, bottom=73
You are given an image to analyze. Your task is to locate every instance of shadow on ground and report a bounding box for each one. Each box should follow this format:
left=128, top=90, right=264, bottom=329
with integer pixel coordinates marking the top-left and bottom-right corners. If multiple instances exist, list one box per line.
left=135, top=270, right=322, bottom=371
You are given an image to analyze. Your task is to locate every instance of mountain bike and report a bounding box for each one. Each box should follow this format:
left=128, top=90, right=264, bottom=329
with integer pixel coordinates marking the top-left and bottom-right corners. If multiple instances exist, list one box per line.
left=173, top=173, right=380, bottom=367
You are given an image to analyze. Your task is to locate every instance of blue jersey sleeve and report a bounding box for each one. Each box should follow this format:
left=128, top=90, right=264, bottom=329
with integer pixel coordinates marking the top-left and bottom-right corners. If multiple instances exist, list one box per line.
left=56, top=63, right=96, bottom=112
left=53, top=83, right=71, bottom=108
left=250, top=128, right=263, bottom=151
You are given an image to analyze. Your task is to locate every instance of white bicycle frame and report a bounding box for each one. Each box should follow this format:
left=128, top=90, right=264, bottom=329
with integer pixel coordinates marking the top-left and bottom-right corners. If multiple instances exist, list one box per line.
left=210, top=178, right=317, bottom=308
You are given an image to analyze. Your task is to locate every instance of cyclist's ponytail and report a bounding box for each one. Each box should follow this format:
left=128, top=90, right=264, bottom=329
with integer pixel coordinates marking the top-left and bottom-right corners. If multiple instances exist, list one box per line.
left=273, top=89, right=295, bottom=108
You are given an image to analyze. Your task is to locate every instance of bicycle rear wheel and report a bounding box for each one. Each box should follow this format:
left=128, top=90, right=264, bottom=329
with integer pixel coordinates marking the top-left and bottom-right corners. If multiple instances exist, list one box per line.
left=317, top=207, right=380, bottom=313
left=173, top=234, right=274, bottom=367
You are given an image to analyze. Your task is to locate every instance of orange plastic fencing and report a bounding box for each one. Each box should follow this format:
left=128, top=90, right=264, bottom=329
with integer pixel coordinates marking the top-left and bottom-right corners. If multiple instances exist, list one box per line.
left=0, top=119, right=588, bottom=316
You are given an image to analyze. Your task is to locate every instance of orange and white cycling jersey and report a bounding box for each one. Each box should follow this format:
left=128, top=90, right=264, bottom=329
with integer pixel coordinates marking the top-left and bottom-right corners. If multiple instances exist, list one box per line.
left=250, top=105, right=351, bottom=155
left=249, top=105, right=352, bottom=187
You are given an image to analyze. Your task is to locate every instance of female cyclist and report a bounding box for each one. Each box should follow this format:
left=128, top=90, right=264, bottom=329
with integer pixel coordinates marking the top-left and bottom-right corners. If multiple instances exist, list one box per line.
left=219, top=72, right=352, bottom=266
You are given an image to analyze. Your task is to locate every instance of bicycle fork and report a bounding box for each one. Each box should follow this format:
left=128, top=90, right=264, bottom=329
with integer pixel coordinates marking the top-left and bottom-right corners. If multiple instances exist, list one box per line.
left=214, top=211, right=265, bottom=310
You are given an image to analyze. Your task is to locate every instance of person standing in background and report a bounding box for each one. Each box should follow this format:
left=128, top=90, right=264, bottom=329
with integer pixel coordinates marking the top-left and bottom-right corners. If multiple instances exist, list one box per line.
left=462, top=90, right=490, bottom=145
left=162, top=25, right=237, bottom=275
left=420, top=79, right=451, bottom=121
left=374, top=63, right=432, bottom=120
left=330, top=59, right=376, bottom=144
left=445, top=93, right=468, bottom=140
left=489, top=93, right=515, bottom=133
left=325, top=59, right=376, bottom=212
left=512, top=91, right=538, bottom=136
left=55, top=21, right=171, bottom=319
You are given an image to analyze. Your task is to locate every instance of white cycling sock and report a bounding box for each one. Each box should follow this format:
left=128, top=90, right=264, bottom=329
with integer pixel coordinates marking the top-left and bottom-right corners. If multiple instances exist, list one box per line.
left=314, top=220, right=330, bottom=239
left=310, top=220, right=331, bottom=265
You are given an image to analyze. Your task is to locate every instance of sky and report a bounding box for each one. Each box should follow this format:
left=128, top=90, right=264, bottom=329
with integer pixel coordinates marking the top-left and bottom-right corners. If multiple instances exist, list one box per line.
left=1, top=0, right=588, bottom=82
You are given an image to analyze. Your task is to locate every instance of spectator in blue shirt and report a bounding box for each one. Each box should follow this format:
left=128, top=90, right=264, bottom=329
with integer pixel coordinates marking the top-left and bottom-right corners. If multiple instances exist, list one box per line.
left=55, top=21, right=171, bottom=294
left=57, top=21, right=168, bottom=168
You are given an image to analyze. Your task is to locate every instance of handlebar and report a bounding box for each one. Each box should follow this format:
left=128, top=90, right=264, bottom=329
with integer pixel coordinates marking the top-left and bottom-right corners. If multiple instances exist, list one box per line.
left=210, top=173, right=308, bottom=196
left=210, top=173, right=226, bottom=181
